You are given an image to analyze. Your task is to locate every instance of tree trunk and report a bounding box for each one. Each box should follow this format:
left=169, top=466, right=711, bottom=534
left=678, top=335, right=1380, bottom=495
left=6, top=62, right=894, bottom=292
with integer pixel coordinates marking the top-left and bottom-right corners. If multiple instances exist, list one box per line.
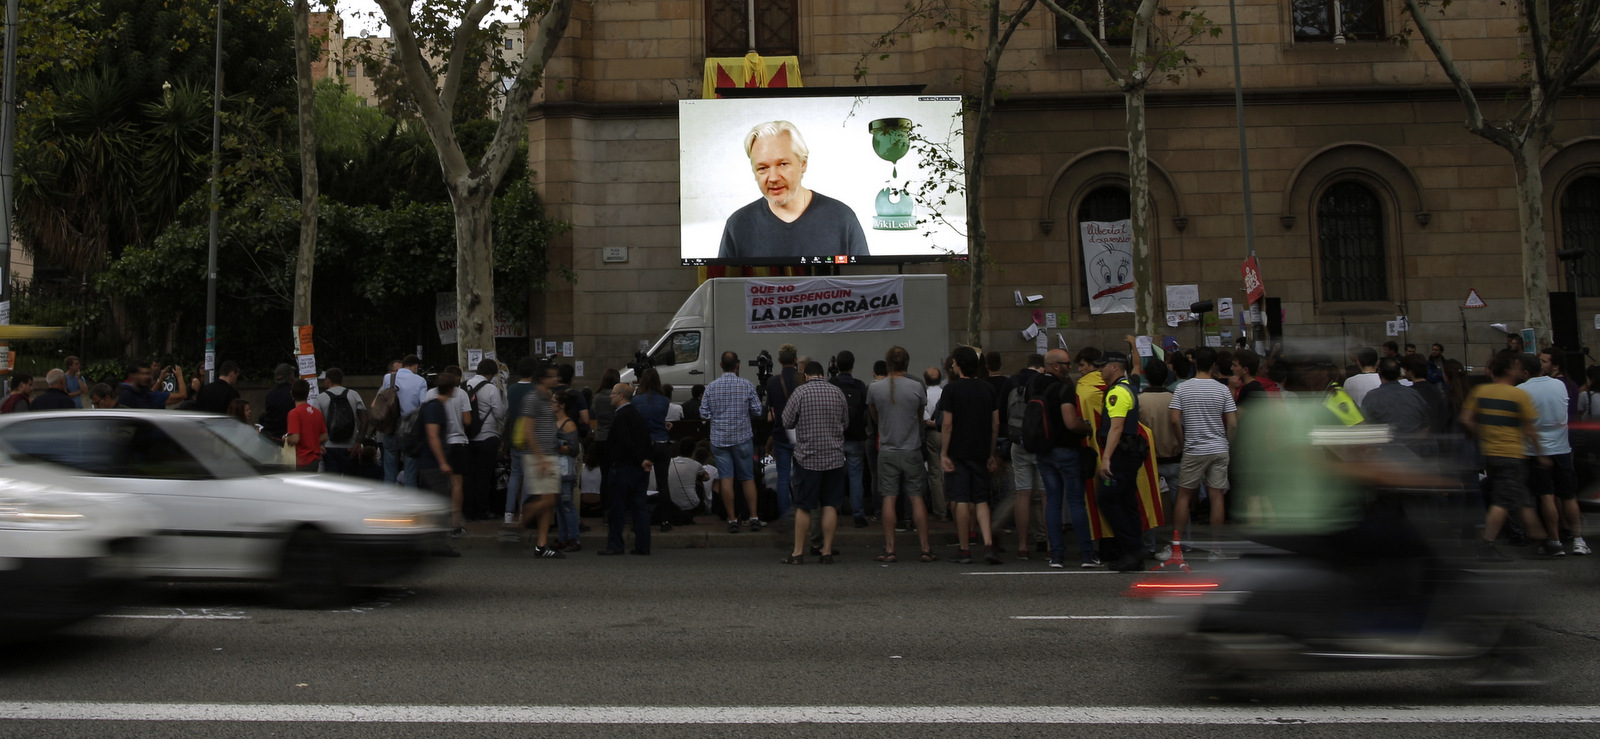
left=1512, top=133, right=1552, bottom=340
left=1126, top=84, right=1157, bottom=337
left=451, top=187, right=496, bottom=367
left=291, top=0, right=318, bottom=330
left=966, top=3, right=1004, bottom=349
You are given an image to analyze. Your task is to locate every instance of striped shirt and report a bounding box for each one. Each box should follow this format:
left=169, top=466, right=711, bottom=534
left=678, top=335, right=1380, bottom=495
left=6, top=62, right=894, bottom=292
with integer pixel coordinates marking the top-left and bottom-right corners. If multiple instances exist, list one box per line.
left=1169, top=378, right=1237, bottom=456
left=700, top=372, right=763, bottom=447
left=1463, top=383, right=1537, bottom=459
left=782, top=378, right=848, bottom=470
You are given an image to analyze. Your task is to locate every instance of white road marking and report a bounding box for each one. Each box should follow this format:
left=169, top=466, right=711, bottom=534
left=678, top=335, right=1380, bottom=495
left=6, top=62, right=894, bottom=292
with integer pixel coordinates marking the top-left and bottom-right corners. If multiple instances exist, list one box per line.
left=95, top=615, right=247, bottom=621
left=1012, top=615, right=1176, bottom=620
left=1, top=702, right=1598, bottom=724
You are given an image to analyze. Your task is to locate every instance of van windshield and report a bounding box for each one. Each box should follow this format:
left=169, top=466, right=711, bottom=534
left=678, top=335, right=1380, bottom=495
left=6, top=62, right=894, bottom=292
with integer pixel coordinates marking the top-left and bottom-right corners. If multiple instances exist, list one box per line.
left=649, top=331, right=700, bottom=367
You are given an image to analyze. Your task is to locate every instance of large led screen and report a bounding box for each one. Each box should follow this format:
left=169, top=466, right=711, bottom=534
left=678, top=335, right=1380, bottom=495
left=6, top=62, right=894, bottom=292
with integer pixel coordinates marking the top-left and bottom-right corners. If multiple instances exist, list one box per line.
left=679, top=95, right=967, bottom=266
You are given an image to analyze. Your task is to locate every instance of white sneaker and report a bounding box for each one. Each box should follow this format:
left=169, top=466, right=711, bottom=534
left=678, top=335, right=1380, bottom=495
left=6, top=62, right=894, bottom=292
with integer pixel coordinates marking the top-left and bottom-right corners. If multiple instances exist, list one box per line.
left=1572, top=537, right=1592, bottom=556
left=503, top=512, right=514, bottom=525
left=1154, top=544, right=1172, bottom=562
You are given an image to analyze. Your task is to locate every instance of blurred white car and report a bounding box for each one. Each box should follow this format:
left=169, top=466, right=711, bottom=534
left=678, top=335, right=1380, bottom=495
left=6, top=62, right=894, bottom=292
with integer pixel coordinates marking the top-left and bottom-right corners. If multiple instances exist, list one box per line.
left=0, top=468, right=154, bottom=639
left=0, top=411, right=450, bottom=607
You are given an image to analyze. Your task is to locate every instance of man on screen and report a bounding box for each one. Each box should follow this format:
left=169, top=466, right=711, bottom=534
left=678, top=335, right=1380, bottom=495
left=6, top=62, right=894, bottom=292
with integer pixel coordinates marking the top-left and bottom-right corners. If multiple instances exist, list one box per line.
left=718, top=120, right=870, bottom=261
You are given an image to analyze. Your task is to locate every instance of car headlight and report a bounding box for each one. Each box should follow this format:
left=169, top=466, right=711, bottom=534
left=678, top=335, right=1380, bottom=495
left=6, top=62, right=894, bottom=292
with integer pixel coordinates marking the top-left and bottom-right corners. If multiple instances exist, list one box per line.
left=363, top=513, right=428, bottom=529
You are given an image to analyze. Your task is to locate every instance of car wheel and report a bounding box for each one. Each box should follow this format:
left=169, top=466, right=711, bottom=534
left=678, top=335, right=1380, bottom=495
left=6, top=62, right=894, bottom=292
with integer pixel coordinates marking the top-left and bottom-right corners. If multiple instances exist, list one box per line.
left=277, top=527, right=347, bottom=609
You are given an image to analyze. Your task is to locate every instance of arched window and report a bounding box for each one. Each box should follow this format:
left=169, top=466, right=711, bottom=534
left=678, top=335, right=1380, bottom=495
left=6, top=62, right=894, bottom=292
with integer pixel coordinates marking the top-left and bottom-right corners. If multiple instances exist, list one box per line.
left=1317, top=181, right=1387, bottom=302
left=1077, top=185, right=1130, bottom=306
left=1561, top=175, right=1600, bottom=297
left=706, top=0, right=799, bottom=57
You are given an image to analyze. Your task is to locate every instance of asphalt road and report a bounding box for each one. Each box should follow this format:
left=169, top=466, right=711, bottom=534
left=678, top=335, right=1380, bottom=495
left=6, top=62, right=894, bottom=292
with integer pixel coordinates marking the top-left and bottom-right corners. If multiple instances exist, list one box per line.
left=4, top=535, right=1600, bottom=737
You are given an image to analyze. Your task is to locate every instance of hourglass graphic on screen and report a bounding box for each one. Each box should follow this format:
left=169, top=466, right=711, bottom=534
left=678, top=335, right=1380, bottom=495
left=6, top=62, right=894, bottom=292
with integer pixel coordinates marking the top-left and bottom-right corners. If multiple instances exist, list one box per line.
left=869, top=117, right=916, bottom=231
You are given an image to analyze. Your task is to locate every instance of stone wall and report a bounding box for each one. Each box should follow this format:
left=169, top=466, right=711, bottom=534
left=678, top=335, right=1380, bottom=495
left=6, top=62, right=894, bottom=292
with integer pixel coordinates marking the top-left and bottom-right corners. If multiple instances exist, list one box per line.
left=520, top=0, right=1600, bottom=380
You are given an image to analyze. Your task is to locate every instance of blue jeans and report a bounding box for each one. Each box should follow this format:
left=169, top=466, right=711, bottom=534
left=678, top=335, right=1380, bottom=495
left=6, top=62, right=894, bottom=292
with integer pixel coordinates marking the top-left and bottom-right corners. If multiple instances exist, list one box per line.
left=772, top=437, right=794, bottom=518
left=322, top=447, right=352, bottom=476
left=1038, top=446, right=1094, bottom=563
left=842, top=439, right=866, bottom=518
left=381, top=433, right=401, bottom=484
left=506, top=448, right=526, bottom=515
left=607, top=464, right=651, bottom=553
left=558, top=477, right=580, bottom=542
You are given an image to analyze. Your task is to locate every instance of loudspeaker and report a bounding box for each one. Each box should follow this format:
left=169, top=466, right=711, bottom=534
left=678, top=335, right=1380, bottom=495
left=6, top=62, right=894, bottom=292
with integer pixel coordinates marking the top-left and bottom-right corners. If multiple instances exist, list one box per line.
left=1264, top=297, right=1283, bottom=341
left=1550, top=291, right=1580, bottom=353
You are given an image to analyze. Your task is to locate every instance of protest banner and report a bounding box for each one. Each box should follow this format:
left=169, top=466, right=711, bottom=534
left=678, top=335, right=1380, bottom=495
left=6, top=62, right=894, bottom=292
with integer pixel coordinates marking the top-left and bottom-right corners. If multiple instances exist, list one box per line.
left=745, top=277, right=904, bottom=334
left=1081, top=220, right=1134, bottom=315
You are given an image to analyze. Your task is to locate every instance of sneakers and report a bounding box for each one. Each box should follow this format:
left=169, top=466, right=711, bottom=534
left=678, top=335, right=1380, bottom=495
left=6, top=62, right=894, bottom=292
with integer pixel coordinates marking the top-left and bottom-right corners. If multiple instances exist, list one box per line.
left=533, top=545, right=566, bottom=559
left=1572, top=537, right=1592, bottom=556
left=1153, top=545, right=1172, bottom=562
left=727, top=520, right=740, bottom=533
left=955, top=549, right=974, bottom=564
left=747, top=518, right=763, bottom=532
left=1536, top=541, right=1567, bottom=558
left=984, top=546, right=1003, bottom=565
left=1080, top=557, right=1103, bottom=569
left=449, top=526, right=466, bottom=538
left=1049, top=559, right=1065, bottom=569
left=1477, top=540, right=1513, bottom=562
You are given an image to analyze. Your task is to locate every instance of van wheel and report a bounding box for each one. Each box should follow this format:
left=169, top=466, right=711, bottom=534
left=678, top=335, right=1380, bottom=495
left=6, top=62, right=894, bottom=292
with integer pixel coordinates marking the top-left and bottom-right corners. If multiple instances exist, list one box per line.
left=278, top=528, right=347, bottom=609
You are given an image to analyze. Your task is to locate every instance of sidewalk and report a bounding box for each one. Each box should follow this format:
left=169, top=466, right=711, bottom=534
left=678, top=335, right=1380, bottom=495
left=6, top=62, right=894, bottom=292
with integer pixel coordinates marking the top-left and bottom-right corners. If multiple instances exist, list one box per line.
left=456, top=515, right=976, bottom=553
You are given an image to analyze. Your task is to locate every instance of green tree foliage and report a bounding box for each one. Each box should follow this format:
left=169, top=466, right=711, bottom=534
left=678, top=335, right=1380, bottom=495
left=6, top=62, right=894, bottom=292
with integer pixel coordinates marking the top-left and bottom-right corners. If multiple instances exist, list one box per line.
left=98, top=181, right=566, bottom=372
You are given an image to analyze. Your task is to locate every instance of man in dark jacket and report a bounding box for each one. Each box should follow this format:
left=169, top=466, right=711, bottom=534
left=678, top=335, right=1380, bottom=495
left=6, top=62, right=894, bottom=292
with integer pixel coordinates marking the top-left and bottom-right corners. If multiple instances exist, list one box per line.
left=258, top=363, right=296, bottom=441
left=602, top=383, right=656, bottom=556
left=196, top=361, right=242, bottom=414
left=29, top=370, right=77, bottom=411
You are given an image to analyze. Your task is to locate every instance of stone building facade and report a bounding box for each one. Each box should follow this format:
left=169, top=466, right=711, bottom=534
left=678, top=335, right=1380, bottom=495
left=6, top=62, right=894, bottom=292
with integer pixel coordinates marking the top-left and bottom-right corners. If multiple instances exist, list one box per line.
left=524, top=0, right=1600, bottom=376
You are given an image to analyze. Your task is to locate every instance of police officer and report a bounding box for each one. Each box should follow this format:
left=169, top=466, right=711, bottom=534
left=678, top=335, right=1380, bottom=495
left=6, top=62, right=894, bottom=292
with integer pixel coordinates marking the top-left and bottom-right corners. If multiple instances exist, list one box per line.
left=1094, top=352, right=1148, bottom=572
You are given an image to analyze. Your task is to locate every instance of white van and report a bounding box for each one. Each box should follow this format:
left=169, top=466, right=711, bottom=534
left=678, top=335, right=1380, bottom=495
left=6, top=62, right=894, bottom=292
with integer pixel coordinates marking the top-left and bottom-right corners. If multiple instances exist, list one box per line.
left=622, top=275, right=951, bottom=403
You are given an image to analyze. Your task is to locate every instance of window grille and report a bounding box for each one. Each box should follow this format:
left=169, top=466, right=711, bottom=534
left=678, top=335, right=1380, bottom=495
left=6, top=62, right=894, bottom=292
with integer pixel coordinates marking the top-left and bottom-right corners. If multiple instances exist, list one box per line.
left=1293, top=0, right=1385, bottom=43
left=1056, top=0, right=1138, bottom=48
left=706, top=0, right=798, bottom=57
left=1562, top=175, right=1600, bottom=297
left=1317, top=181, right=1387, bottom=302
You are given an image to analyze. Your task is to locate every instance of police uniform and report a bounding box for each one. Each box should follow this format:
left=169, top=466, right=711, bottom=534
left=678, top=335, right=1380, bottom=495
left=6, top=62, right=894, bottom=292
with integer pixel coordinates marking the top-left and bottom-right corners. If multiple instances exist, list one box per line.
left=1097, top=366, right=1146, bottom=569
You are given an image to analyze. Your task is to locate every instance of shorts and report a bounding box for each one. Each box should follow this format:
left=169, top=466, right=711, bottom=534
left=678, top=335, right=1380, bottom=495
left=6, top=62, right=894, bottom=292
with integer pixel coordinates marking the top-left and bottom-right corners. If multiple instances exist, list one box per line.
left=712, top=439, right=756, bottom=481
left=945, top=458, right=991, bottom=505
left=521, top=454, right=561, bottom=498
left=1484, top=456, right=1531, bottom=510
left=792, top=461, right=846, bottom=512
left=877, top=449, right=926, bottom=498
left=446, top=443, right=469, bottom=472
left=1527, top=453, right=1576, bottom=501
left=1010, top=445, right=1042, bottom=491
left=1178, top=452, right=1230, bottom=490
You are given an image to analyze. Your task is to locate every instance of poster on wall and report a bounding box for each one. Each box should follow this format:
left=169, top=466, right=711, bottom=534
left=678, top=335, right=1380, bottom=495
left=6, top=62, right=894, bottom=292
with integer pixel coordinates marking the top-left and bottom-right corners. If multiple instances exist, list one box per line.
left=1080, top=220, right=1134, bottom=315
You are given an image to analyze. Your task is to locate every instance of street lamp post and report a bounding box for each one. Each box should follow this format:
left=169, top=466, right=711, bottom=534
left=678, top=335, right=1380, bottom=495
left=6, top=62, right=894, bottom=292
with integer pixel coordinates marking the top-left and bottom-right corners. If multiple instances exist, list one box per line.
left=1227, top=0, right=1265, bottom=353
left=204, top=1, right=223, bottom=382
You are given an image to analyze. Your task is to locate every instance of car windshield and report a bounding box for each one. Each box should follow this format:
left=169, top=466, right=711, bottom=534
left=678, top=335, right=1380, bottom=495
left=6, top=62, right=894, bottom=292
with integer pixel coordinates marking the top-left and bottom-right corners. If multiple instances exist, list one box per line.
left=198, top=417, right=293, bottom=475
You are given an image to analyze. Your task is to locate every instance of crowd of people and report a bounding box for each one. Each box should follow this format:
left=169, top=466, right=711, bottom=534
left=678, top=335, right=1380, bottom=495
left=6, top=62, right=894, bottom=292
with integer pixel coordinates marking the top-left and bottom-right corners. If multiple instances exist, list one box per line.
left=4, top=331, right=1593, bottom=569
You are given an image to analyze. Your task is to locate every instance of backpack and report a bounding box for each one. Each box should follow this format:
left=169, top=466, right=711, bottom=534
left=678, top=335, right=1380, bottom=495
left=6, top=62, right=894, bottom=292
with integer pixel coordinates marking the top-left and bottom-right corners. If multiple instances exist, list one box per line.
left=1020, top=376, right=1066, bottom=455
left=325, top=388, right=357, bottom=443
left=462, top=377, right=489, bottom=440
left=1006, top=382, right=1029, bottom=437
left=369, top=370, right=402, bottom=435
left=403, top=398, right=440, bottom=458
left=830, top=376, right=869, bottom=441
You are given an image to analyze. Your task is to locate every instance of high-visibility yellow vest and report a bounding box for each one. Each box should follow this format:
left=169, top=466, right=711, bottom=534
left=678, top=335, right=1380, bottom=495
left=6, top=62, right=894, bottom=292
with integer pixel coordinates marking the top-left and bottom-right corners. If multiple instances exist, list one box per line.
left=1323, top=383, right=1364, bottom=426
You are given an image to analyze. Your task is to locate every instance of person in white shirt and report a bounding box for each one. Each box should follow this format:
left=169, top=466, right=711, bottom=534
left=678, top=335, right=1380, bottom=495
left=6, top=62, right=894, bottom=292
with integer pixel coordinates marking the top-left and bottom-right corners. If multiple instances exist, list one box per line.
left=463, top=358, right=507, bottom=521
left=1520, top=355, right=1589, bottom=556
left=657, top=438, right=708, bottom=531
left=378, top=355, right=429, bottom=487
left=663, top=383, right=685, bottom=423
left=1342, top=348, right=1382, bottom=407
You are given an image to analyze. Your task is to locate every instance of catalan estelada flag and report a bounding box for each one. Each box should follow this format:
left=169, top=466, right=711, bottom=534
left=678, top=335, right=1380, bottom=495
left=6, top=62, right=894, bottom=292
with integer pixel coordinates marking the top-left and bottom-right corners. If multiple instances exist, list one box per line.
left=1076, top=374, right=1166, bottom=540
left=701, top=53, right=802, bottom=99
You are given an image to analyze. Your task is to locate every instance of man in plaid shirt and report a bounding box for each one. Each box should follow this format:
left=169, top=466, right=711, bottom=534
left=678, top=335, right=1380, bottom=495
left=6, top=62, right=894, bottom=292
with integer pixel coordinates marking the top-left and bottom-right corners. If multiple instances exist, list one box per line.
left=700, top=351, right=766, bottom=533
left=780, top=361, right=849, bottom=564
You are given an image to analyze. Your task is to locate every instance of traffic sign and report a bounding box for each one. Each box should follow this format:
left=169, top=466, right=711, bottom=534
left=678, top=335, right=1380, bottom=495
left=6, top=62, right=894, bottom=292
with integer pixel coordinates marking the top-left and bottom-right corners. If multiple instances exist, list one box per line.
left=1463, top=288, right=1487, bottom=309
